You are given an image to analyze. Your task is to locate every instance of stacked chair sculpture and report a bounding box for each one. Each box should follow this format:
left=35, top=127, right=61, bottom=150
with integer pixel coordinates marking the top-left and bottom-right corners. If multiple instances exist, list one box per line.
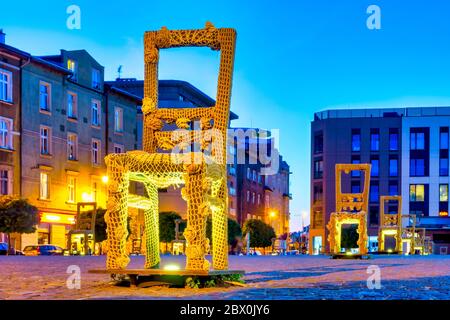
left=378, top=196, right=402, bottom=253
left=103, top=23, right=236, bottom=271
left=327, top=164, right=371, bottom=255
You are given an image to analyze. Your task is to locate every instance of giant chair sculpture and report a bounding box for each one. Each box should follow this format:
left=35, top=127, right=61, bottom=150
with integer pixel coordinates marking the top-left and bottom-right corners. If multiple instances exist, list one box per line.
left=104, top=23, right=236, bottom=271
left=378, top=195, right=402, bottom=253
left=327, top=164, right=371, bottom=255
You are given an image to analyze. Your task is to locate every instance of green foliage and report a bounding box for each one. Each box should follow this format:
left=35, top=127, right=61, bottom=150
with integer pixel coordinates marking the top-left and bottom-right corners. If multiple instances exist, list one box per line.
left=185, top=277, right=200, bottom=289
left=206, top=217, right=242, bottom=245
left=221, top=273, right=244, bottom=284
left=184, top=274, right=245, bottom=288
left=0, top=196, right=38, bottom=235
left=341, top=224, right=359, bottom=249
left=159, top=212, right=185, bottom=243
left=243, top=219, right=276, bottom=248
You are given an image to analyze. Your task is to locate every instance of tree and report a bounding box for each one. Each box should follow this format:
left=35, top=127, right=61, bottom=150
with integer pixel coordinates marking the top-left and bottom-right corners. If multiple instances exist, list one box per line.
left=0, top=196, right=38, bottom=254
left=206, top=217, right=242, bottom=245
left=159, top=211, right=185, bottom=243
left=79, top=208, right=131, bottom=243
left=243, top=219, right=276, bottom=248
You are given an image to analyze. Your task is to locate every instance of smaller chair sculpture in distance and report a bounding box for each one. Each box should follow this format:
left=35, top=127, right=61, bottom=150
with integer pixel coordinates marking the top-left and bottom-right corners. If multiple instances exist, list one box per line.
left=378, top=195, right=402, bottom=253
left=327, top=163, right=371, bottom=258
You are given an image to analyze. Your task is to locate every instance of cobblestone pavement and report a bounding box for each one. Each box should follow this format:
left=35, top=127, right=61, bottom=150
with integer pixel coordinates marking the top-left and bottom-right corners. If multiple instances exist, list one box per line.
left=0, top=255, right=449, bottom=300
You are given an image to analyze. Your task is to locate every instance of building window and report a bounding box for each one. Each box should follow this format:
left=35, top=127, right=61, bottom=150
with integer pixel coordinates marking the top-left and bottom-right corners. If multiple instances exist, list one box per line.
left=410, top=184, right=425, bottom=202
left=389, top=128, right=399, bottom=151
left=114, top=144, right=124, bottom=154
left=314, top=159, right=323, bottom=179
left=371, top=157, right=379, bottom=177
left=440, top=184, right=448, bottom=202
left=67, top=92, right=77, bottom=119
left=369, top=206, right=379, bottom=226
left=440, top=128, right=449, bottom=150
left=91, top=100, right=101, bottom=126
left=312, top=210, right=323, bottom=228
left=40, top=172, right=50, bottom=200
left=92, top=139, right=100, bottom=165
left=40, top=126, right=51, bottom=155
left=246, top=168, right=251, bottom=180
left=369, top=184, right=379, bottom=203
left=252, top=192, right=255, bottom=204
left=252, top=170, right=257, bottom=181
left=389, top=158, right=398, bottom=177
left=265, top=194, right=270, bottom=207
left=0, top=117, right=13, bottom=149
left=410, top=158, right=425, bottom=177
left=67, top=176, right=76, bottom=203
left=39, top=82, right=51, bottom=112
left=351, top=181, right=361, bottom=194
left=314, top=132, right=323, bottom=154
left=370, top=129, right=380, bottom=151
left=0, top=69, right=13, bottom=102
left=440, top=158, right=449, bottom=176
left=389, top=182, right=398, bottom=196
left=0, top=170, right=10, bottom=195
left=257, top=194, right=261, bottom=205
left=313, top=184, right=323, bottom=203
left=351, top=156, right=360, bottom=177
left=67, top=59, right=77, bottom=81
left=246, top=190, right=250, bottom=202
left=258, top=173, right=262, bottom=184
left=114, top=107, right=123, bottom=132
left=229, top=164, right=236, bottom=176
left=67, top=133, right=78, bottom=160
left=351, top=129, right=361, bottom=152
left=410, top=131, right=425, bottom=150
left=92, top=68, right=101, bottom=89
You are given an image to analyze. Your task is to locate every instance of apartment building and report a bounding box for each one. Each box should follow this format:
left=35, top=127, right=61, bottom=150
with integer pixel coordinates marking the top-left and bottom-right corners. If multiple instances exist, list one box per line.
left=231, top=128, right=291, bottom=237
left=310, top=107, right=450, bottom=254
left=0, top=43, right=141, bottom=249
left=0, top=31, right=26, bottom=244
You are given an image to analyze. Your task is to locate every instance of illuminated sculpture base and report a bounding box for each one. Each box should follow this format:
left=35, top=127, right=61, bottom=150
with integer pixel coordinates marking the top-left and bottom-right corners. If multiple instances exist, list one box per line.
left=378, top=228, right=402, bottom=253
left=89, top=268, right=245, bottom=288
left=327, top=212, right=369, bottom=256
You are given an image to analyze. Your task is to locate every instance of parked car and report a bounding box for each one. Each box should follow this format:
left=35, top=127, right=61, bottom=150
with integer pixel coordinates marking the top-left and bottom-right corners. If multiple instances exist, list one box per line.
left=0, top=242, right=7, bottom=255
left=23, top=245, right=64, bottom=256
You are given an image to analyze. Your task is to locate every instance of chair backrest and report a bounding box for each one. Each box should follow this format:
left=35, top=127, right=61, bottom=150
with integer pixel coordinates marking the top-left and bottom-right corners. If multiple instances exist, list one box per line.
left=142, top=23, right=236, bottom=165
left=335, top=163, right=371, bottom=213
left=379, top=195, right=402, bottom=228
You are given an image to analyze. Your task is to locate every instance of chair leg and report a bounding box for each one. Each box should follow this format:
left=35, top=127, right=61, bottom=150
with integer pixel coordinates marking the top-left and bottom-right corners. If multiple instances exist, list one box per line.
left=212, top=181, right=228, bottom=270
left=184, top=166, right=209, bottom=271
left=143, top=182, right=160, bottom=269
left=105, top=168, right=130, bottom=270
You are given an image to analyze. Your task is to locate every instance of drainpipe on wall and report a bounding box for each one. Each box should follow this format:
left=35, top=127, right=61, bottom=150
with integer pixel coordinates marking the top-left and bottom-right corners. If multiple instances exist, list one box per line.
left=104, top=87, right=109, bottom=157
left=19, top=56, right=31, bottom=198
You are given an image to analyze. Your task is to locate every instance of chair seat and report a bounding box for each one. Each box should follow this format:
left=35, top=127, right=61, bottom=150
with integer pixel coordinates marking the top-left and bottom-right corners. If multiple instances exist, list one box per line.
left=106, top=150, right=223, bottom=189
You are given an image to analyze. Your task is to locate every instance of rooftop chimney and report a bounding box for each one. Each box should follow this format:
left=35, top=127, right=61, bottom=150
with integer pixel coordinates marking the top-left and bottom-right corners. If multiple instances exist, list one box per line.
left=0, top=29, right=5, bottom=44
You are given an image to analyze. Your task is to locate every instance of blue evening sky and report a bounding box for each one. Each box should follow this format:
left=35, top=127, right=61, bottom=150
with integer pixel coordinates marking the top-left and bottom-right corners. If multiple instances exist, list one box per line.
left=3, top=0, right=450, bottom=231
